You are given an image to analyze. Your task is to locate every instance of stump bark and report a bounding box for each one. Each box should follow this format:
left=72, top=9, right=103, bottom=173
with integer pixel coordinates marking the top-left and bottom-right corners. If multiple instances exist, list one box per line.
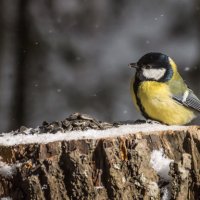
left=0, top=125, right=200, bottom=200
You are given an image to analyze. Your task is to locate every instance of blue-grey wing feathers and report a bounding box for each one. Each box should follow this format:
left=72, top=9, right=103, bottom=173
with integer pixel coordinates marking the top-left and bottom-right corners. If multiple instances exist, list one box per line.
left=173, top=89, right=200, bottom=112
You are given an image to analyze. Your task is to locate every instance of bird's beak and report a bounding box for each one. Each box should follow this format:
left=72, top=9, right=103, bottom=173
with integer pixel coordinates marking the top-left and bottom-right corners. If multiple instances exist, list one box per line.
left=128, top=63, right=138, bottom=69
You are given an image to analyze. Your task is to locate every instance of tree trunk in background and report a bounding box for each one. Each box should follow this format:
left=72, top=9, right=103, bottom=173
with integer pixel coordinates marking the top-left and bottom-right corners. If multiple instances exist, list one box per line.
left=0, top=126, right=200, bottom=199
left=0, top=0, right=19, bottom=132
left=11, top=0, right=29, bottom=131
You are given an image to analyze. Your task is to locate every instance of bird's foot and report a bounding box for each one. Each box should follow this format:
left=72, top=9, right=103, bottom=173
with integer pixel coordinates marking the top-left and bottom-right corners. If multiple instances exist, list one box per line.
left=133, top=119, right=147, bottom=124
left=115, top=119, right=164, bottom=125
left=114, top=120, right=136, bottom=125
left=146, top=119, right=162, bottom=124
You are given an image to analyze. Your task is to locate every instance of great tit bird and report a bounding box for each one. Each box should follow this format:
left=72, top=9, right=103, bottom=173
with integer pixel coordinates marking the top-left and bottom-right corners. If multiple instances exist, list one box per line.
left=129, top=52, right=200, bottom=125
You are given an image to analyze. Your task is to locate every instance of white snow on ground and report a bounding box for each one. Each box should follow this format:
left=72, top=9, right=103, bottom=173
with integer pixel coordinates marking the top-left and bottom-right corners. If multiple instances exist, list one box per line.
left=150, top=149, right=174, bottom=200
left=150, top=149, right=173, bottom=181
left=161, top=187, right=171, bottom=200
left=0, top=124, right=186, bottom=146
left=0, top=197, right=12, bottom=200
left=0, top=161, right=21, bottom=178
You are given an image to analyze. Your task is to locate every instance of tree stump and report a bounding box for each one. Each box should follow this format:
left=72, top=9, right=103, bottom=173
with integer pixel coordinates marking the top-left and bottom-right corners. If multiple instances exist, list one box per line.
left=0, top=121, right=200, bottom=200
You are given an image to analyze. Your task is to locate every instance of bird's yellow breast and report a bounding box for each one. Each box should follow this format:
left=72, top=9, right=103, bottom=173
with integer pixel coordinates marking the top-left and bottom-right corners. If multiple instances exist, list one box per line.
left=131, top=80, right=195, bottom=125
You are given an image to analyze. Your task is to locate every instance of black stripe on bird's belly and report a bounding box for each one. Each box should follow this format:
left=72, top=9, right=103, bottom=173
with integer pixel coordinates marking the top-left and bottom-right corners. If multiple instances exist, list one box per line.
left=133, top=78, right=160, bottom=122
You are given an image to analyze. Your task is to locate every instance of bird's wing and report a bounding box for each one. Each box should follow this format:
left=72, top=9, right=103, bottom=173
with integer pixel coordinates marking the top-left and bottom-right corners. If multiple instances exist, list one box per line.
left=168, top=73, right=200, bottom=112
left=173, top=89, right=200, bottom=112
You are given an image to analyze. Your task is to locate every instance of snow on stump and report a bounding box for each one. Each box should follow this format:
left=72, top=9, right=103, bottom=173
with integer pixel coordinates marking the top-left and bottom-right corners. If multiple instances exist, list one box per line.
left=0, top=114, right=200, bottom=200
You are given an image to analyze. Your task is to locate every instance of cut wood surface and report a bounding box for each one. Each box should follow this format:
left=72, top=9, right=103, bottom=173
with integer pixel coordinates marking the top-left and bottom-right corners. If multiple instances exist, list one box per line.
left=0, top=121, right=200, bottom=200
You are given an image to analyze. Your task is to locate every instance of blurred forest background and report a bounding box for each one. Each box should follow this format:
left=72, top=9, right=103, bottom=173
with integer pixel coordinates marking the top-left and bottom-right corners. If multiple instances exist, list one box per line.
left=0, top=0, right=200, bottom=133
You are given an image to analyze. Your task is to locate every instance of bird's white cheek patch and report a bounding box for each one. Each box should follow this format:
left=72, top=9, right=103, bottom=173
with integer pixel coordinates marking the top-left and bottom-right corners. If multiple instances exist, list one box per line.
left=142, top=68, right=166, bottom=80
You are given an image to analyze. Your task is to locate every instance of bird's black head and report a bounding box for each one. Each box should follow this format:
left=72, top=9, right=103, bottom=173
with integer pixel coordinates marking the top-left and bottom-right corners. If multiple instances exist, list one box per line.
left=137, top=52, right=169, bottom=68
left=129, top=52, right=174, bottom=82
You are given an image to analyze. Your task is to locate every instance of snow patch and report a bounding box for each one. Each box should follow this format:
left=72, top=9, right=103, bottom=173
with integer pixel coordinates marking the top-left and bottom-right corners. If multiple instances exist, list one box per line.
left=150, top=149, right=173, bottom=200
left=0, top=124, right=186, bottom=146
left=161, top=186, right=171, bottom=200
left=0, top=197, right=12, bottom=200
left=0, top=161, right=21, bottom=178
left=150, top=149, right=173, bottom=181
